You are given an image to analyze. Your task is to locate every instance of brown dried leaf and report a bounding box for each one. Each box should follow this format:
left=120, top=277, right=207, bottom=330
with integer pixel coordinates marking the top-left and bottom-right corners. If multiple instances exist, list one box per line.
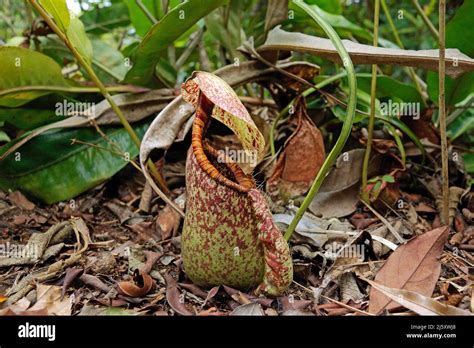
left=164, top=272, right=193, bottom=316
left=260, top=27, right=474, bottom=77
left=156, top=204, right=181, bottom=240
left=117, top=269, right=154, bottom=298
left=366, top=279, right=472, bottom=316
left=29, top=284, right=72, bottom=315
left=268, top=98, right=325, bottom=198
left=8, top=191, right=35, bottom=210
left=230, top=302, right=265, bottom=316
left=309, top=149, right=381, bottom=218
left=369, top=226, right=449, bottom=314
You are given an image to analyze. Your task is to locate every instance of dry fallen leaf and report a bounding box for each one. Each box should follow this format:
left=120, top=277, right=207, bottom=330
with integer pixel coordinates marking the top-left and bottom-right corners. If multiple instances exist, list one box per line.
left=156, top=204, right=182, bottom=240
left=230, top=302, right=265, bottom=316
left=117, top=269, right=155, bottom=298
left=268, top=97, right=325, bottom=199
left=8, top=191, right=35, bottom=210
left=164, top=272, right=193, bottom=316
left=29, top=284, right=72, bottom=315
left=366, top=279, right=472, bottom=316
left=309, top=149, right=381, bottom=218
left=369, top=226, right=449, bottom=314
left=260, top=26, right=474, bottom=77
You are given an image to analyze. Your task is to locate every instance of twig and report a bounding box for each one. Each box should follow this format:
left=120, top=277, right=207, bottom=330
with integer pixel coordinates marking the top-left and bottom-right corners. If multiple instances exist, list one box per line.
left=361, top=200, right=405, bottom=243
left=135, top=0, right=158, bottom=24
left=361, top=0, right=380, bottom=203
left=381, top=0, right=427, bottom=104
left=29, top=1, right=181, bottom=216
left=438, top=0, right=449, bottom=225
left=411, top=0, right=439, bottom=41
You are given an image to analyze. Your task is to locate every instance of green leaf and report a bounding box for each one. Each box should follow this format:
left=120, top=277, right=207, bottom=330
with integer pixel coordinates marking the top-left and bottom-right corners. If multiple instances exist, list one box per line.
left=0, top=108, right=58, bottom=130
left=81, top=2, right=130, bottom=34
left=288, top=2, right=372, bottom=42
left=356, top=74, right=424, bottom=105
left=447, top=108, right=474, bottom=141
left=66, top=17, right=93, bottom=66
left=305, top=0, right=342, bottom=14
left=125, top=0, right=161, bottom=37
left=382, top=175, right=395, bottom=183
left=90, top=39, right=128, bottom=83
left=39, top=0, right=70, bottom=33
left=0, top=120, right=150, bottom=204
left=0, top=131, right=10, bottom=143
left=464, top=153, right=474, bottom=175
left=124, top=0, right=228, bottom=87
left=0, top=47, right=69, bottom=107
left=427, top=0, right=474, bottom=106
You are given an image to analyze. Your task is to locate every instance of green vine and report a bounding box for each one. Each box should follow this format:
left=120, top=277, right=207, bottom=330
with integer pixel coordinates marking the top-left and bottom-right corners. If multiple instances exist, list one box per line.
left=285, top=0, right=357, bottom=241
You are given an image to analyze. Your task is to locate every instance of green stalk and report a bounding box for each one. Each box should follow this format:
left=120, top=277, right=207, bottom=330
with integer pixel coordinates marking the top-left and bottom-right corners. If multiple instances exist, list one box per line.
left=29, top=0, right=183, bottom=215
left=361, top=0, right=380, bottom=203
left=438, top=0, right=449, bottom=225
left=411, top=0, right=439, bottom=41
left=285, top=0, right=357, bottom=241
left=270, top=71, right=347, bottom=157
left=381, top=0, right=426, bottom=104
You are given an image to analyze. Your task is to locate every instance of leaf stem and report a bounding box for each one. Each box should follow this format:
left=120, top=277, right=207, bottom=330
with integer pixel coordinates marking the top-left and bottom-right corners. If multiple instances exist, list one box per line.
left=361, top=0, right=380, bottom=203
left=438, top=0, right=449, bottom=225
left=411, top=0, right=439, bottom=41
left=29, top=0, right=181, bottom=213
left=380, top=0, right=426, bottom=104
left=284, top=0, right=357, bottom=241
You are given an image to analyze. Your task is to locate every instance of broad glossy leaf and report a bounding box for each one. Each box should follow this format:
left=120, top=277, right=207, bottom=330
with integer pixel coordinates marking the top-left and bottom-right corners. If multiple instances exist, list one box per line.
left=427, top=0, right=474, bottom=105
left=67, top=17, right=93, bottom=66
left=0, top=47, right=69, bottom=107
left=125, top=0, right=162, bottom=37
left=0, top=108, right=58, bottom=130
left=0, top=121, right=150, bottom=204
left=124, top=0, right=228, bottom=87
left=39, top=0, right=70, bottom=33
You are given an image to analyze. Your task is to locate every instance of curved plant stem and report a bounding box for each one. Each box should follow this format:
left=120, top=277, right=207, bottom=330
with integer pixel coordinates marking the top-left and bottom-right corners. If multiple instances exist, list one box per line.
left=411, top=0, right=439, bottom=41
left=284, top=0, right=357, bottom=241
left=438, top=0, right=449, bottom=225
left=388, top=124, right=406, bottom=165
left=361, top=0, right=380, bottom=203
left=270, top=71, right=347, bottom=156
left=29, top=0, right=182, bottom=215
